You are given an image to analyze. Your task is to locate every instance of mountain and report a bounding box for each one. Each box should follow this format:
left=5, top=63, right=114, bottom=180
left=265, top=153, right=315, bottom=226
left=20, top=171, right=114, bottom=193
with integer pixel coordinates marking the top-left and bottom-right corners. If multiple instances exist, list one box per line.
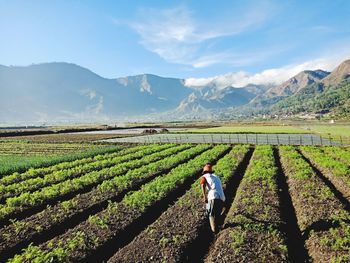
left=265, top=69, right=329, bottom=97
left=321, top=59, right=350, bottom=86
left=1, top=59, right=349, bottom=124
left=0, top=63, right=192, bottom=123
left=175, top=84, right=265, bottom=114
left=249, top=69, right=329, bottom=107
left=270, top=60, right=350, bottom=116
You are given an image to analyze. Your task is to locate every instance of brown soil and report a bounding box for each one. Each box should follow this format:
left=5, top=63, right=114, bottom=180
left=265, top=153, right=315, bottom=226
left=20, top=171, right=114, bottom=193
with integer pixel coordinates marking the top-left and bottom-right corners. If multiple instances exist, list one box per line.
left=0, top=147, right=202, bottom=260
left=301, top=150, right=350, bottom=203
left=205, top=226, right=288, bottom=263
left=281, top=160, right=348, bottom=233
left=108, top=187, right=206, bottom=263
left=306, top=225, right=350, bottom=263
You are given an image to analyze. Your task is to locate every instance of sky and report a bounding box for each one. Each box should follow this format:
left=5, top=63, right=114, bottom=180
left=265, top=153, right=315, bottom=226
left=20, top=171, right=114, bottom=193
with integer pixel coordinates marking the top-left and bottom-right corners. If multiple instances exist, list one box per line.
left=1, top=0, right=350, bottom=84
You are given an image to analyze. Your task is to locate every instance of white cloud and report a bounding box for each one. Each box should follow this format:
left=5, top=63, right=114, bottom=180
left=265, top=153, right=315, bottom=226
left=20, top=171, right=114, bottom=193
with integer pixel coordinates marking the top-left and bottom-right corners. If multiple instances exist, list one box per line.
left=185, top=56, right=349, bottom=88
left=118, top=5, right=271, bottom=67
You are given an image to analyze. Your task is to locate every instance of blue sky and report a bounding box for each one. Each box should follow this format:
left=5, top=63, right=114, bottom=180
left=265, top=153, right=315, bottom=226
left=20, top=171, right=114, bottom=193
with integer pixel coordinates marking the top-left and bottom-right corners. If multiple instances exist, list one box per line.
left=1, top=0, right=350, bottom=81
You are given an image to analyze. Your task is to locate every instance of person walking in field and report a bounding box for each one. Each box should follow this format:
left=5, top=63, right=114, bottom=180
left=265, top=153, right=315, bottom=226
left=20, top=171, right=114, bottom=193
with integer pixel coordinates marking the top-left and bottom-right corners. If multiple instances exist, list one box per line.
left=200, top=163, right=225, bottom=233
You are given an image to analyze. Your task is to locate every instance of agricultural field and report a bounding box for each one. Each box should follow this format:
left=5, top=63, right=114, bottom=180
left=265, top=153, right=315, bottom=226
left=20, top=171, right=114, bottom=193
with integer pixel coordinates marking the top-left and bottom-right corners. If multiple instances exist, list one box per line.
left=0, top=141, right=120, bottom=176
left=181, top=125, right=307, bottom=134
left=302, top=124, right=350, bottom=139
left=0, top=133, right=134, bottom=143
left=0, top=143, right=349, bottom=262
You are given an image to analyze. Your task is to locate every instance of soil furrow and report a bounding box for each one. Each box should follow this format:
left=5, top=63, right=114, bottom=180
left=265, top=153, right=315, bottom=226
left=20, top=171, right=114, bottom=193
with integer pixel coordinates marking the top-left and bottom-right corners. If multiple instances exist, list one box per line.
left=279, top=146, right=350, bottom=262
left=0, top=145, right=203, bottom=261
left=0, top=144, right=171, bottom=204
left=204, top=145, right=289, bottom=263
left=107, top=145, right=252, bottom=263
left=88, top=146, right=231, bottom=263
left=183, top=147, right=253, bottom=263
left=298, top=149, right=350, bottom=213
left=0, top=145, right=182, bottom=226
left=7, top=145, right=230, bottom=262
left=274, top=147, right=309, bottom=263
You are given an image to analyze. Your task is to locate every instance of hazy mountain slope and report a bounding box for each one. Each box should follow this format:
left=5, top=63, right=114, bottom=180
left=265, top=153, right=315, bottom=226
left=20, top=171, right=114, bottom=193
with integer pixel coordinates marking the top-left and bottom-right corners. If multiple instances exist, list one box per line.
left=1, top=59, right=349, bottom=123
left=265, top=69, right=329, bottom=97
left=249, top=70, right=329, bottom=107
left=270, top=62, right=350, bottom=116
left=321, top=59, right=350, bottom=86
left=175, top=84, right=263, bottom=114
left=0, top=63, right=192, bottom=123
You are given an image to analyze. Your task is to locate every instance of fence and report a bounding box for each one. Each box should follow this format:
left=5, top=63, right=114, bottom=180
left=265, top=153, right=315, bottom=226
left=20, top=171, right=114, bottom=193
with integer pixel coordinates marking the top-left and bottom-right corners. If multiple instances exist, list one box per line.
left=102, top=133, right=349, bottom=147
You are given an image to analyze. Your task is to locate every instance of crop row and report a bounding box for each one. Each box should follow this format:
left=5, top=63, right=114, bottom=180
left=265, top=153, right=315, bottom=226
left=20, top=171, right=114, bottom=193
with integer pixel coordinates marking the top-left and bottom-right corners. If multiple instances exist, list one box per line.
left=0, top=144, right=210, bottom=260
left=0, top=146, right=122, bottom=177
left=0, top=144, right=149, bottom=186
left=0, top=144, right=189, bottom=223
left=0, top=144, right=172, bottom=201
left=108, top=145, right=250, bottom=262
left=7, top=145, right=230, bottom=262
left=279, top=146, right=350, bottom=262
left=206, top=145, right=288, bottom=262
left=322, top=146, right=350, bottom=165
left=300, top=146, right=350, bottom=202
left=0, top=142, right=99, bottom=155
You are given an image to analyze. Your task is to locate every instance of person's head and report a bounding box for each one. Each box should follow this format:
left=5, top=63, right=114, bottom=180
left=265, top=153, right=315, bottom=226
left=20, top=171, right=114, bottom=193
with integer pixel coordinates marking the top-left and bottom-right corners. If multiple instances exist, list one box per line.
left=202, top=163, right=214, bottom=174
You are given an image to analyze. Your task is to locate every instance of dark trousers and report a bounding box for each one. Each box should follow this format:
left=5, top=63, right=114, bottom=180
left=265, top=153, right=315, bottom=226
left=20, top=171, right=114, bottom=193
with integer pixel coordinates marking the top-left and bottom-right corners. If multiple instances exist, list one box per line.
left=206, top=199, right=224, bottom=218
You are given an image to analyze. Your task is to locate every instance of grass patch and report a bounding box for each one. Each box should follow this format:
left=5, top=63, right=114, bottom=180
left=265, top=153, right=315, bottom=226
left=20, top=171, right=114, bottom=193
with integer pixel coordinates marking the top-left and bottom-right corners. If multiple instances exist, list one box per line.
left=180, top=125, right=307, bottom=134
left=302, top=125, right=350, bottom=139
left=0, top=146, right=121, bottom=176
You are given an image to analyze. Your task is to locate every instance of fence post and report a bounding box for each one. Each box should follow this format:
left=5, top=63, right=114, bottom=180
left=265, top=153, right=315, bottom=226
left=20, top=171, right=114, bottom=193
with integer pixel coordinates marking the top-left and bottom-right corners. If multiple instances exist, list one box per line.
left=288, top=135, right=290, bottom=145
left=255, top=134, right=258, bottom=145
left=320, top=136, right=323, bottom=146
left=340, top=136, right=343, bottom=147
left=267, top=134, right=269, bottom=144
left=311, top=135, right=314, bottom=145
left=229, top=134, right=232, bottom=144
left=203, top=135, right=206, bottom=143
left=329, top=134, right=332, bottom=146
left=299, top=135, right=302, bottom=145
left=245, top=134, right=248, bottom=144
left=237, top=134, right=240, bottom=144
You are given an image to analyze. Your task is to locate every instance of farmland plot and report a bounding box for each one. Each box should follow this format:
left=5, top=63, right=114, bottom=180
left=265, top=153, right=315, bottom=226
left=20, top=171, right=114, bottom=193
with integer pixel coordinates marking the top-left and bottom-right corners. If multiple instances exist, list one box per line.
left=0, top=143, right=350, bottom=262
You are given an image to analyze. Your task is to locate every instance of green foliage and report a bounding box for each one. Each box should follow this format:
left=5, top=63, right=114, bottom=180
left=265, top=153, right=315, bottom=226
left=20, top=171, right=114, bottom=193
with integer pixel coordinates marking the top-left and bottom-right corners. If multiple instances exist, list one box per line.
left=271, top=79, right=350, bottom=117
left=226, top=145, right=281, bottom=227
left=0, top=144, right=185, bottom=220
left=0, top=144, right=173, bottom=199
left=8, top=145, right=229, bottom=262
left=229, top=228, right=245, bottom=252
left=123, top=145, right=229, bottom=211
left=300, top=146, right=349, bottom=181
left=0, top=145, right=122, bottom=177
left=280, top=145, right=350, bottom=231
left=0, top=144, right=148, bottom=185
left=184, top=126, right=305, bottom=134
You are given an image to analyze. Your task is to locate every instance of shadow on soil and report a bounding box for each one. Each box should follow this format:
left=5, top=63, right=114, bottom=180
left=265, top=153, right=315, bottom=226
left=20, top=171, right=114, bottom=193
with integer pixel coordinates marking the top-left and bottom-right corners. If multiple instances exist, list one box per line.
left=181, top=147, right=254, bottom=263
left=87, top=147, right=232, bottom=263
left=274, top=148, right=310, bottom=263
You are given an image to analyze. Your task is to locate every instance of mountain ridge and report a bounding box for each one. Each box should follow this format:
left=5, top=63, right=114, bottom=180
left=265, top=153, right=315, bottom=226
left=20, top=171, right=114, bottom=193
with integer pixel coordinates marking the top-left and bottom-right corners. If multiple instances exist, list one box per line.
left=1, top=59, right=350, bottom=123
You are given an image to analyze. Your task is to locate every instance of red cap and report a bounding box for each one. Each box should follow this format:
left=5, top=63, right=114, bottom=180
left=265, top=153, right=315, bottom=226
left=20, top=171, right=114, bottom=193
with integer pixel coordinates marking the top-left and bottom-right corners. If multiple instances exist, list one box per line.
left=203, top=164, right=213, bottom=173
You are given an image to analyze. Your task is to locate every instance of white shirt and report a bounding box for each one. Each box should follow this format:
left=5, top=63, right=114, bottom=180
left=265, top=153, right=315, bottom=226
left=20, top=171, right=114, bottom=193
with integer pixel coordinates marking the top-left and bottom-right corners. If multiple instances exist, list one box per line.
left=202, top=173, right=226, bottom=202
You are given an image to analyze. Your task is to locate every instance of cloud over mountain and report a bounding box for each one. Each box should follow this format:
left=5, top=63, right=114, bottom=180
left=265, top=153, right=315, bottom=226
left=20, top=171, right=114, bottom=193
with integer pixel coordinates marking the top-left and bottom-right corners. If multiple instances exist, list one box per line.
left=185, top=57, right=346, bottom=88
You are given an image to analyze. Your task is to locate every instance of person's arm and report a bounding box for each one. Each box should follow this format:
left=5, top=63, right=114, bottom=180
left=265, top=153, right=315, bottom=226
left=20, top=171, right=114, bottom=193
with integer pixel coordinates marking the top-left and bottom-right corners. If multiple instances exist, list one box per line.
left=201, top=183, right=208, bottom=203
left=200, top=176, right=208, bottom=203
